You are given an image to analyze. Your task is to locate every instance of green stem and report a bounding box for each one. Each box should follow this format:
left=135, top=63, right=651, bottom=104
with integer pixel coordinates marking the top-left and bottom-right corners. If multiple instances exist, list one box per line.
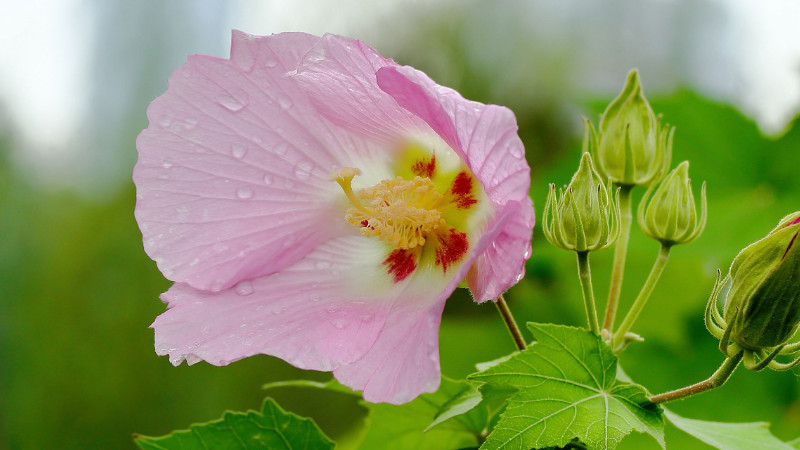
left=613, top=243, right=671, bottom=351
left=648, top=351, right=744, bottom=404
left=576, top=251, right=600, bottom=334
left=495, top=294, right=527, bottom=351
left=603, top=184, right=633, bottom=332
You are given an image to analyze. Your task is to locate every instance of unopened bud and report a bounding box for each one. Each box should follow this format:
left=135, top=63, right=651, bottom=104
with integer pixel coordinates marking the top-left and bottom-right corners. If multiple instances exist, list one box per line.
left=724, top=212, right=800, bottom=350
left=589, top=69, right=672, bottom=187
left=543, top=152, right=620, bottom=252
left=638, top=161, right=707, bottom=246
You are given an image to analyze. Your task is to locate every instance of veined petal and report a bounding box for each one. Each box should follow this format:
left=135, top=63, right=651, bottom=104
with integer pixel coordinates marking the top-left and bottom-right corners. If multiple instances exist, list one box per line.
left=136, top=31, right=357, bottom=292
left=153, top=236, right=407, bottom=371
left=292, top=34, right=430, bottom=145
left=376, top=65, right=534, bottom=299
left=467, top=199, right=534, bottom=302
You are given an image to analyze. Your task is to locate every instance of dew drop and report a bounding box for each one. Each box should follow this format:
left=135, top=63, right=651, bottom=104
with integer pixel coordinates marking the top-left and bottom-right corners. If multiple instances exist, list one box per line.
left=332, top=319, right=348, bottom=329
left=219, top=95, right=244, bottom=111
left=263, top=174, right=274, bottom=185
left=218, top=89, right=249, bottom=112
left=161, top=158, right=173, bottom=169
left=183, top=117, right=197, bottom=130
left=236, top=187, right=254, bottom=199
left=235, top=281, right=253, bottom=296
left=157, top=114, right=173, bottom=127
left=264, top=57, right=278, bottom=68
left=274, top=143, right=288, bottom=155
left=231, top=143, right=247, bottom=159
left=293, top=160, right=313, bottom=180
left=510, top=144, right=524, bottom=159
left=523, top=248, right=531, bottom=259
left=277, top=94, right=293, bottom=110
left=516, top=272, right=524, bottom=282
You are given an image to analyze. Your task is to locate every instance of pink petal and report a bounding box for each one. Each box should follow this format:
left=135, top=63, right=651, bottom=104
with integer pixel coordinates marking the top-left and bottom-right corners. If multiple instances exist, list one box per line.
left=135, top=31, right=356, bottom=292
left=152, top=236, right=400, bottom=371
left=292, top=34, right=429, bottom=144
left=466, top=198, right=535, bottom=302
left=333, top=296, right=446, bottom=404
left=376, top=65, right=534, bottom=299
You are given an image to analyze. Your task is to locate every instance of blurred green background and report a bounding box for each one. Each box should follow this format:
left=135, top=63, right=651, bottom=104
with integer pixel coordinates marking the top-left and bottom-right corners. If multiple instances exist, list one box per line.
left=1, top=1, right=799, bottom=449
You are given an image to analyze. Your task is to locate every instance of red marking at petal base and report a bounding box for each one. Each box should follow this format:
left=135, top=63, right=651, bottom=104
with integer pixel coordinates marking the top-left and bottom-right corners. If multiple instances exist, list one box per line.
left=435, top=228, right=469, bottom=273
left=412, top=155, right=436, bottom=179
left=788, top=215, right=800, bottom=226
left=384, top=249, right=417, bottom=283
left=361, top=220, right=370, bottom=227
left=450, top=171, right=477, bottom=209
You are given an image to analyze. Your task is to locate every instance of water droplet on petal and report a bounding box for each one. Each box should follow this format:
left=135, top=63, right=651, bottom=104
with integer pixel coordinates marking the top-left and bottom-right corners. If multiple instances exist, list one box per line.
left=236, top=187, right=254, bottom=199
left=161, top=158, right=173, bottom=169
left=332, top=319, right=348, bottom=329
left=516, top=272, right=524, bottom=282
left=183, top=117, right=197, bottom=130
left=264, top=57, right=278, bottom=68
left=294, top=160, right=313, bottom=180
left=235, top=281, right=254, bottom=296
left=274, top=143, right=288, bottom=156
left=263, top=174, right=273, bottom=185
left=157, top=114, right=173, bottom=127
left=524, top=248, right=531, bottom=259
left=218, top=89, right=249, bottom=112
left=510, top=145, right=524, bottom=159
left=232, top=143, right=247, bottom=159
left=277, top=94, right=293, bottom=110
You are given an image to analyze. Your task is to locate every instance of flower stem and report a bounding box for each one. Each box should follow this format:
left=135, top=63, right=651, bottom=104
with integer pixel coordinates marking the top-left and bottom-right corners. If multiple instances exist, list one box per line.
left=603, top=184, right=633, bottom=332
left=495, top=294, right=527, bottom=351
left=612, top=243, right=671, bottom=351
left=576, top=251, right=600, bottom=334
left=649, top=351, right=744, bottom=404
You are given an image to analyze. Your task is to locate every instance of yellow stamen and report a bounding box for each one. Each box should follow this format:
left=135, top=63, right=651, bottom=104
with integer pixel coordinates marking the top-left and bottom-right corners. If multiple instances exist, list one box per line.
left=332, top=167, right=446, bottom=249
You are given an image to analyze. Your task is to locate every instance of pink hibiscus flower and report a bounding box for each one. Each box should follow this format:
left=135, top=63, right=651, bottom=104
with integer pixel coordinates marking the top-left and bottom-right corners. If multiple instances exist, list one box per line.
left=134, top=31, right=534, bottom=404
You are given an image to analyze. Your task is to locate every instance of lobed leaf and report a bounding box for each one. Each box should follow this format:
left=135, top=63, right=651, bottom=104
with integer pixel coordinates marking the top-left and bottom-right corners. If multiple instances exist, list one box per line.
left=665, top=409, right=794, bottom=450
left=359, top=377, right=487, bottom=450
left=469, top=323, right=664, bottom=450
left=134, top=398, right=333, bottom=450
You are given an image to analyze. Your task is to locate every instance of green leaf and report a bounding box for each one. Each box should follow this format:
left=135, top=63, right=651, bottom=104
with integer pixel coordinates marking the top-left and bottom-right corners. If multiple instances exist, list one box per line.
left=665, top=409, right=794, bottom=450
left=133, top=398, right=334, bottom=450
left=469, top=323, right=664, bottom=450
left=789, top=436, right=800, bottom=449
left=359, top=377, right=486, bottom=450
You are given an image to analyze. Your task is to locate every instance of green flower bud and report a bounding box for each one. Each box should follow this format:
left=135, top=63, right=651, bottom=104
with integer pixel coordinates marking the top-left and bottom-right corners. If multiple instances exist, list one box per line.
left=543, top=152, right=620, bottom=252
left=637, top=161, right=707, bottom=246
left=589, top=69, right=672, bottom=186
left=723, top=213, right=800, bottom=350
